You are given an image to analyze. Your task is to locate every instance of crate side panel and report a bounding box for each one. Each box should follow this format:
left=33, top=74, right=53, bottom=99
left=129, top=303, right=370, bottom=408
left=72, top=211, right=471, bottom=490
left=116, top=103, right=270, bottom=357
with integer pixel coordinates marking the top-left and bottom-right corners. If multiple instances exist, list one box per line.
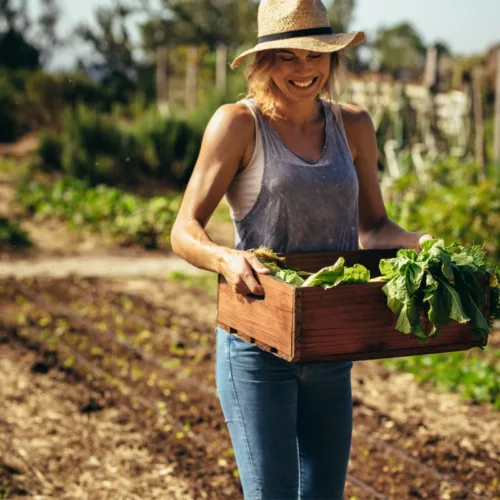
left=299, top=322, right=484, bottom=358
left=297, top=342, right=484, bottom=363
left=217, top=275, right=295, bottom=355
left=300, top=283, right=392, bottom=328
left=299, top=283, right=489, bottom=358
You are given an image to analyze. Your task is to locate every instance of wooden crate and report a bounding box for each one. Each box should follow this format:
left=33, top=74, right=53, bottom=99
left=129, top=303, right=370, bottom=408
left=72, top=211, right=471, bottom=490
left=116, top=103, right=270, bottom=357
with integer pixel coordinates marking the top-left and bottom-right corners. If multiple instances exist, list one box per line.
left=217, top=249, right=490, bottom=363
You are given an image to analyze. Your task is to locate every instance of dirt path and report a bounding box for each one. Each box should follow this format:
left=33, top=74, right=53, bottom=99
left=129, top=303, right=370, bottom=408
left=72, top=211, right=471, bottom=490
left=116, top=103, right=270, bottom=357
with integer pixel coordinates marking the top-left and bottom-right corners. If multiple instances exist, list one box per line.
left=0, top=252, right=203, bottom=279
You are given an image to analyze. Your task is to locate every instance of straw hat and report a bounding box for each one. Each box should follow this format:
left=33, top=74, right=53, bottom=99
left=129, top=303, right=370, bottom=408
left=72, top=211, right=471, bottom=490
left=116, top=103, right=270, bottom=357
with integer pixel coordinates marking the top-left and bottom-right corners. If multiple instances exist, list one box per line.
left=231, top=0, right=365, bottom=69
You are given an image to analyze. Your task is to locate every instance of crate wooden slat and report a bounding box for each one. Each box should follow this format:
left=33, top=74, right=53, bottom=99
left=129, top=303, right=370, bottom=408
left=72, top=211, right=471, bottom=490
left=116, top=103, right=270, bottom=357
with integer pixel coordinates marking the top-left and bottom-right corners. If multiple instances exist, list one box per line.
left=216, top=249, right=490, bottom=363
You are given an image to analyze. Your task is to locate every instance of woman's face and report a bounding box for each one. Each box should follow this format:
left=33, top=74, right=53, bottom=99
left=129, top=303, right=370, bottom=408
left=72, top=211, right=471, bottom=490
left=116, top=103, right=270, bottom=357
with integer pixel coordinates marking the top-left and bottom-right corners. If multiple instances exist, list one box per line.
left=270, top=49, right=331, bottom=103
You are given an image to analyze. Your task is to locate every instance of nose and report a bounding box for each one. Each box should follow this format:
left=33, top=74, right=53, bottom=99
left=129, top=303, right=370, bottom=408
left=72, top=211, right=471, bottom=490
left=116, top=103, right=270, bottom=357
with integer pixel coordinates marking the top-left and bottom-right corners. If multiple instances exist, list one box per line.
left=296, top=57, right=310, bottom=73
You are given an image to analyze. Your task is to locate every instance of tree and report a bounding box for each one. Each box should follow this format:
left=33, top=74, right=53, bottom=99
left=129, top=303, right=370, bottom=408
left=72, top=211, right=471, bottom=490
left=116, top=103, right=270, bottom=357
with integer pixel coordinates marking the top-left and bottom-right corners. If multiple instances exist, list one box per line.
left=75, top=2, right=139, bottom=101
left=139, top=0, right=258, bottom=51
left=0, top=0, right=61, bottom=69
left=373, top=22, right=426, bottom=79
left=328, top=0, right=355, bottom=34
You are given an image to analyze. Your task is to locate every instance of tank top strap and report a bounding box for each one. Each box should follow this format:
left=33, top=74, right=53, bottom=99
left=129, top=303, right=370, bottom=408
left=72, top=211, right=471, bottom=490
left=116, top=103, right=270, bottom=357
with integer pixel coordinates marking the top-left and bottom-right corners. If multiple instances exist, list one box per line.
left=324, top=100, right=353, bottom=161
left=240, top=99, right=268, bottom=136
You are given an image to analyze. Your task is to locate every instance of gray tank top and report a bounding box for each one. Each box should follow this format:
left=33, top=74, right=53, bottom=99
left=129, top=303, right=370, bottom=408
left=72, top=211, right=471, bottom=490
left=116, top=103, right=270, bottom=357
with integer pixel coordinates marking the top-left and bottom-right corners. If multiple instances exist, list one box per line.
left=235, top=99, right=359, bottom=254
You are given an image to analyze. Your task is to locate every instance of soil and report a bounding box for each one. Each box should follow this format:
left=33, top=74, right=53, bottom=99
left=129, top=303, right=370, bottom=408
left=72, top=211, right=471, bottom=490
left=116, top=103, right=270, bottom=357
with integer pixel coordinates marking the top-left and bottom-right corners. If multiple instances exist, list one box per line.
left=1, top=169, right=499, bottom=499
left=0, top=334, right=193, bottom=500
left=1, top=274, right=499, bottom=500
left=0, top=132, right=39, bottom=159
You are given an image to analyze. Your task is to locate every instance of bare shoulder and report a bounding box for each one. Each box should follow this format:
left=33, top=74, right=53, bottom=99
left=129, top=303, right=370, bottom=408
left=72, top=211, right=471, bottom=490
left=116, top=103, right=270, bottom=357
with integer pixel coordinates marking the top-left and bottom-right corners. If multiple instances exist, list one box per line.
left=339, top=103, right=374, bottom=132
left=206, top=102, right=255, bottom=141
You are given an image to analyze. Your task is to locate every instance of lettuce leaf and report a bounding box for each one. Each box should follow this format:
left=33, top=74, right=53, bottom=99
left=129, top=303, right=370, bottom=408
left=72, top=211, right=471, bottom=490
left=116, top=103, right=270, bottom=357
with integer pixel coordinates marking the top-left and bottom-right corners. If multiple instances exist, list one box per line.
left=380, top=239, right=492, bottom=342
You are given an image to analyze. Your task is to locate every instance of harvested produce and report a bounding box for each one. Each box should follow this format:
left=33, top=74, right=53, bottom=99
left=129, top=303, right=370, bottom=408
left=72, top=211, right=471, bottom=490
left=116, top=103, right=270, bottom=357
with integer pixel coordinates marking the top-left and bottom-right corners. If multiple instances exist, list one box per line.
left=301, top=257, right=370, bottom=288
left=250, top=242, right=499, bottom=343
left=379, top=239, right=498, bottom=342
left=250, top=246, right=370, bottom=289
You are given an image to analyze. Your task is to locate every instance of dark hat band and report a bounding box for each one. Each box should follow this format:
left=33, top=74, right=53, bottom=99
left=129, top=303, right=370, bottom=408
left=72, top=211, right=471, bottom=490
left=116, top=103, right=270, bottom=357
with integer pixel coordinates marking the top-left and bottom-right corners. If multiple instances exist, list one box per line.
left=257, top=26, right=334, bottom=44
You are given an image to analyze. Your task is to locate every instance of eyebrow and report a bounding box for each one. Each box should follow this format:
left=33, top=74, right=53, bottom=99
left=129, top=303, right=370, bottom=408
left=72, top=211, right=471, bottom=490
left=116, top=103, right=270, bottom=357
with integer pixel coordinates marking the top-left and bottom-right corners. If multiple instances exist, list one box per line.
left=276, top=50, right=295, bottom=54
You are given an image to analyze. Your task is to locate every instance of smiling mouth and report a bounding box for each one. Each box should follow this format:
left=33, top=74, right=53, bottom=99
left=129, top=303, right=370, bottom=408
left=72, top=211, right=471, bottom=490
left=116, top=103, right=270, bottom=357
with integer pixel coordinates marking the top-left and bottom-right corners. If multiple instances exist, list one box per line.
left=290, top=77, right=318, bottom=88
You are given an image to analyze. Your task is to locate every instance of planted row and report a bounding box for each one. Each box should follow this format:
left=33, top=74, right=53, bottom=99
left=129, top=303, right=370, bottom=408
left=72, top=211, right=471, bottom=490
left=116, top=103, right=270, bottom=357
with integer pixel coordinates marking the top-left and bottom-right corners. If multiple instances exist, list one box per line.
left=16, top=177, right=181, bottom=249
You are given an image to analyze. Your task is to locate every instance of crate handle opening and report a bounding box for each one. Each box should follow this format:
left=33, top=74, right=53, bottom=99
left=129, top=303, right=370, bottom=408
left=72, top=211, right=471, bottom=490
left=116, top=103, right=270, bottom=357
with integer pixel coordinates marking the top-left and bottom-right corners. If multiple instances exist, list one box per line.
left=245, top=293, right=265, bottom=302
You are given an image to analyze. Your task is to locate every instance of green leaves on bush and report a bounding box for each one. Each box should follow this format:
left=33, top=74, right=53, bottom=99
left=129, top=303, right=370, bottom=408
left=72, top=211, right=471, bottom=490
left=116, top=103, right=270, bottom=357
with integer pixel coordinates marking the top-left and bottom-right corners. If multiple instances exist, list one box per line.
left=57, top=104, right=147, bottom=185
left=0, top=70, right=116, bottom=142
left=386, top=159, right=500, bottom=262
left=125, top=107, right=203, bottom=186
left=35, top=104, right=203, bottom=188
left=0, top=217, right=32, bottom=249
left=384, top=351, right=500, bottom=409
left=16, top=178, right=181, bottom=249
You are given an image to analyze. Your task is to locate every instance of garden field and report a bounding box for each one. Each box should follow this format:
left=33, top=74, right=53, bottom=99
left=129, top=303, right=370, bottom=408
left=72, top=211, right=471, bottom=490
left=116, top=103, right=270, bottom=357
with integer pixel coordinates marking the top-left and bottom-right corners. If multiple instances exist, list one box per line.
left=1, top=269, right=499, bottom=499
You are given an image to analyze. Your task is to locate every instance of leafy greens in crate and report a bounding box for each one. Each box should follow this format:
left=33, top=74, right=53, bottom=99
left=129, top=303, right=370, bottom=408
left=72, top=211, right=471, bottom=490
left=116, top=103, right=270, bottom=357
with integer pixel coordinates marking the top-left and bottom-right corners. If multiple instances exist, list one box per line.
left=250, top=242, right=500, bottom=342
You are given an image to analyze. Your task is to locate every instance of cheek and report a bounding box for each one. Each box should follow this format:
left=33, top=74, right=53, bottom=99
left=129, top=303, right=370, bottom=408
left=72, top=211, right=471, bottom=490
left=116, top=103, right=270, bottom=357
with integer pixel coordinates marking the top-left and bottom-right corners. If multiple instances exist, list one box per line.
left=319, top=59, right=331, bottom=75
left=271, top=68, right=289, bottom=86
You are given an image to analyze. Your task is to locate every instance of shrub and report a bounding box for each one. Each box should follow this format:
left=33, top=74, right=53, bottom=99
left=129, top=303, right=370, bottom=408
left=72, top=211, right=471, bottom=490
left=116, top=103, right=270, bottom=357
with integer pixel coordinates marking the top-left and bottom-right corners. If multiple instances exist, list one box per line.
left=58, top=72, right=115, bottom=112
left=36, top=131, right=63, bottom=171
left=59, top=104, right=146, bottom=185
left=117, top=106, right=204, bottom=187
left=0, top=73, right=31, bottom=142
left=26, top=71, right=63, bottom=129
left=0, top=217, right=32, bottom=248
left=386, top=159, right=500, bottom=262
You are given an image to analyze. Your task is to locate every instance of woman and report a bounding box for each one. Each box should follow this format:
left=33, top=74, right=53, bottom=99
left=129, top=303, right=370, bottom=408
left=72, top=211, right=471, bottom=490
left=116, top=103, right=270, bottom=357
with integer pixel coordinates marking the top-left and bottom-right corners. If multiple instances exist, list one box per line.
left=171, top=1, right=432, bottom=498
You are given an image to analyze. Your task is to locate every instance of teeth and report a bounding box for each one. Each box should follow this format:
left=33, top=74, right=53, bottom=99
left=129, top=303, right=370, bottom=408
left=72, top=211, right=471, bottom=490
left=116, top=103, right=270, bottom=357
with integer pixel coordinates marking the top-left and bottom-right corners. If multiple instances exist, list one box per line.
left=292, top=79, right=314, bottom=88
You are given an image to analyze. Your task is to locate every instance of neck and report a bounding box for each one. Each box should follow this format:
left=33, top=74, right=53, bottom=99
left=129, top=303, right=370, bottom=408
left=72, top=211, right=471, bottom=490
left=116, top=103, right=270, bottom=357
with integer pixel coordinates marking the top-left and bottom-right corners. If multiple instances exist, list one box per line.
left=273, top=96, right=323, bottom=128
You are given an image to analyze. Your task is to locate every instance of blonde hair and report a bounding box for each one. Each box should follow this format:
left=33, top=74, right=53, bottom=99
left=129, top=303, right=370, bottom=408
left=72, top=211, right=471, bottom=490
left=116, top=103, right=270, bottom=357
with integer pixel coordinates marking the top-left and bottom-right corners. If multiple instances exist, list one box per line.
left=244, top=49, right=348, bottom=120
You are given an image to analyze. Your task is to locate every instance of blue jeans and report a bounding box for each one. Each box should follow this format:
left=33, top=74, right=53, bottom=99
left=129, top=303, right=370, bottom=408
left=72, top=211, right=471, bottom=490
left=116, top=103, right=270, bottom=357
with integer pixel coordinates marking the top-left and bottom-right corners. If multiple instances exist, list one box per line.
left=215, top=327, right=353, bottom=500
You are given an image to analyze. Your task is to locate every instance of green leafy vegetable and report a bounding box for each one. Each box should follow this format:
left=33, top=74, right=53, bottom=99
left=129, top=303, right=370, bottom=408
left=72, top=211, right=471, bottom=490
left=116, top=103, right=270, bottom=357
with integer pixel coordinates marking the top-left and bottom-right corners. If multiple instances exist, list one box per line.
left=301, top=258, right=370, bottom=289
left=379, top=239, right=495, bottom=342
left=250, top=246, right=307, bottom=285
left=250, top=249, right=370, bottom=289
left=274, top=269, right=305, bottom=286
left=301, top=258, right=345, bottom=288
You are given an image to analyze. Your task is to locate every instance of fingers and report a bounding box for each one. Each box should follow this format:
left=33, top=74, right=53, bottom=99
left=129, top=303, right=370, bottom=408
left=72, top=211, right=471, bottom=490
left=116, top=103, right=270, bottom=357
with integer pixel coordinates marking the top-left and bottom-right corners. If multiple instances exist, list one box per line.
left=246, top=254, right=271, bottom=275
left=222, top=250, right=270, bottom=296
left=231, top=267, right=263, bottom=296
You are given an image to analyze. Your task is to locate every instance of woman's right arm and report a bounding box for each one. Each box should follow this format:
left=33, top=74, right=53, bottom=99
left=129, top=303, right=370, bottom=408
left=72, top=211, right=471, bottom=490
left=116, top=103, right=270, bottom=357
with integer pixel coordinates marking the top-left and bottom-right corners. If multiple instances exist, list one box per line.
left=170, top=103, right=270, bottom=296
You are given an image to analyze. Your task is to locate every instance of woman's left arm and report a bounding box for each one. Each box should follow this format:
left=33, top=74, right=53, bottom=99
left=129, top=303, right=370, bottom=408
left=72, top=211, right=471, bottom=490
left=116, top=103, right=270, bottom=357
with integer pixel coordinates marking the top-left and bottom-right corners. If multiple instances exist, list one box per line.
left=341, top=104, right=432, bottom=251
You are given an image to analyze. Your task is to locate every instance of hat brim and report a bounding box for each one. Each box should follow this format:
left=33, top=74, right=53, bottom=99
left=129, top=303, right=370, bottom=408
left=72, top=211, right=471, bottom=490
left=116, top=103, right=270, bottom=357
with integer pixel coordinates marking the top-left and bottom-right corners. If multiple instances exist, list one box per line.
left=230, top=31, right=365, bottom=69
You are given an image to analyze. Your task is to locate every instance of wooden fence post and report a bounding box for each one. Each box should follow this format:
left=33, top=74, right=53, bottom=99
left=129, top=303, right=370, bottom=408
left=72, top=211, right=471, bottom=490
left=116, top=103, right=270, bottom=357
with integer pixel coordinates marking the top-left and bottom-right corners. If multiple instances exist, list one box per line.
left=472, top=68, right=486, bottom=180
left=216, top=43, right=228, bottom=91
left=424, top=45, right=438, bottom=90
left=494, top=49, right=500, bottom=167
left=185, top=46, right=198, bottom=110
left=156, top=46, right=169, bottom=116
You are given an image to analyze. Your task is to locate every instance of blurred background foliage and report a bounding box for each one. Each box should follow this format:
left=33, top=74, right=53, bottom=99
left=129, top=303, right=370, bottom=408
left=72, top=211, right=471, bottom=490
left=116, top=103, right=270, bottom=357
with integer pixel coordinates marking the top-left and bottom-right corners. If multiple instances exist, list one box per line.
left=0, top=0, right=499, bottom=260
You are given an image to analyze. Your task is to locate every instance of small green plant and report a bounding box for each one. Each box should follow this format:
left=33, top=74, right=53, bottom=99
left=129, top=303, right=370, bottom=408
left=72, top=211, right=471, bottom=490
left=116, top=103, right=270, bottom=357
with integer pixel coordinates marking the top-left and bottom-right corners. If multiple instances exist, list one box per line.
left=16, top=178, right=180, bottom=249
left=384, top=348, right=500, bottom=409
left=168, top=270, right=218, bottom=296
